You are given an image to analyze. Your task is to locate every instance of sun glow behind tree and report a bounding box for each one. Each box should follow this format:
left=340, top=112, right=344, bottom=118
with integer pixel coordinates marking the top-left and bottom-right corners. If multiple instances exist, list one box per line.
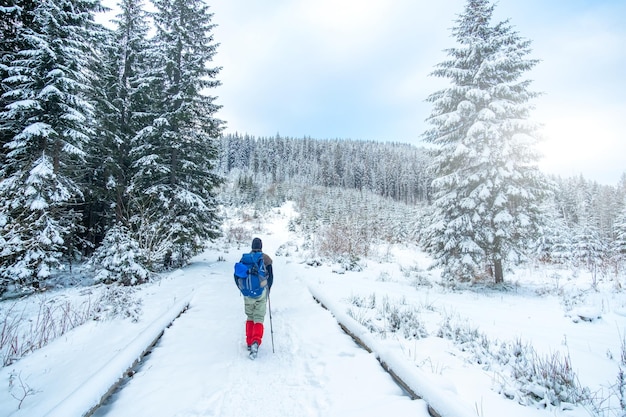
left=422, top=0, right=550, bottom=284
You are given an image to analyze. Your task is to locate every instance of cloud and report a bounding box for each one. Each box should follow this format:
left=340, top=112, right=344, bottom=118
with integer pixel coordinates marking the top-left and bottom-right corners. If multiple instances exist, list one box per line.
left=211, top=0, right=465, bottom=138
left=100, top=0, right=626, bottom=184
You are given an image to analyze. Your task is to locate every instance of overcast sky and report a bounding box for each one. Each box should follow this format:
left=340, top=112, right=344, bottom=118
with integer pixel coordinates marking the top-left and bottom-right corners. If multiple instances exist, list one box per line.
left=98, top=0, right=626, bottom=185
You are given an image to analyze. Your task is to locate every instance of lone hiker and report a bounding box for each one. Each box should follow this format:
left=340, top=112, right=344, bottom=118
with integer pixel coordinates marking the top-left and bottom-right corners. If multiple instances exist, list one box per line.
left=234, top=237, right=273, bottom=359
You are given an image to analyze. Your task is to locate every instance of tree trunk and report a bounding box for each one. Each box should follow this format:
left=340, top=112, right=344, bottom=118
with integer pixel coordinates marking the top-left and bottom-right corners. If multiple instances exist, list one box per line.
left=494, top=259, right=504, bottom=284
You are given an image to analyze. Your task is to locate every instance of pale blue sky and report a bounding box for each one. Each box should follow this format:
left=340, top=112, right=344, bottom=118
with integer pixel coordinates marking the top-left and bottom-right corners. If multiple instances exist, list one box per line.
left=100, top=0, right=626, bottom=185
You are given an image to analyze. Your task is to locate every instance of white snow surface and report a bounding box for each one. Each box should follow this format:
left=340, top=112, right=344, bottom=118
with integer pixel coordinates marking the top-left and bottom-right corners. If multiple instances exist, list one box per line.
left=1, top=202, right=625, bottom=417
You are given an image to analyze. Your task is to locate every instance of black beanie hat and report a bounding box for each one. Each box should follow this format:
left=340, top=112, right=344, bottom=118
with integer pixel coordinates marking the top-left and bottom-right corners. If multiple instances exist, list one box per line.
left=251, top=237, right=262, bottom=250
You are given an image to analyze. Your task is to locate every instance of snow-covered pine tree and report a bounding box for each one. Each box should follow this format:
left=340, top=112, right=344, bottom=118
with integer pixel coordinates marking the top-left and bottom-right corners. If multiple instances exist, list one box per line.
left=128, top=0, right=223, bottom=269
left=572, top=223, right=606, bottom=286
left=422, top=0, right=548, bottom=284
left=85, top=0, right=153, bottom=245
left=533, top=199, right=572, bottom=266
left=1, top=2, right=19, bottom=172
left=613, top=205, right=626, bottom=279
left=1, top=1, right=41, bottom=172
left=0, top=0, right=104, bottom=290
left=90, top=223, right=149, bottom=285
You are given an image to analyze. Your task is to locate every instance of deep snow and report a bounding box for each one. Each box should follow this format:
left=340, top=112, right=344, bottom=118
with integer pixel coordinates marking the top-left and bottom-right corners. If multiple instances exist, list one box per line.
left=1, top=202, right=625, bottom=417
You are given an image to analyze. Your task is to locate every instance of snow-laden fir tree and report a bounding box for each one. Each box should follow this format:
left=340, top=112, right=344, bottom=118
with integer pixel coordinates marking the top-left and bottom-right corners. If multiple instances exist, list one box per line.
left=610, top=201, right=626, bottom=277
left=422, top=0, right=549, bottom=284
left=1, top=1, right=22, bottom=168
left=614, top=205, right=626, bottom=279
left=85, top=0, right=153, bottom=243
left=0, top=0, right=104, bottom=291
left=534, top=199, right=573, bottom=266
left=90, top=224, right=149, bottom=285
left=571, top=187, right=610, bottom=283
left=128, top=0, right=223, bottom=268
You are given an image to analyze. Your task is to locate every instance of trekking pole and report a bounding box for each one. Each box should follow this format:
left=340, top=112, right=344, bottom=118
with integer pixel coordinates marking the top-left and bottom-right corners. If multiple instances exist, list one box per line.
left=267, top=288, right=275, bottom=353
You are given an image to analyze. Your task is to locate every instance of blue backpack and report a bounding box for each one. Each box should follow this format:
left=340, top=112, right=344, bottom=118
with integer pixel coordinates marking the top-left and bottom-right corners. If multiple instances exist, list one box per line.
left=234, top=252, right=267, bottom=298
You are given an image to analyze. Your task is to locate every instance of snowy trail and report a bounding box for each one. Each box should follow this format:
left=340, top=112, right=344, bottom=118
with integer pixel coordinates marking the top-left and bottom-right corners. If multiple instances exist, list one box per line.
left=91, top=256, right=431, bottom=417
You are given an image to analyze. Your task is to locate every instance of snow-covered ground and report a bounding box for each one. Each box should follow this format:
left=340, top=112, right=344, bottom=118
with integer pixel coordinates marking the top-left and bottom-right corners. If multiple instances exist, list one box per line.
left=1, top=202, right=625, bottom=417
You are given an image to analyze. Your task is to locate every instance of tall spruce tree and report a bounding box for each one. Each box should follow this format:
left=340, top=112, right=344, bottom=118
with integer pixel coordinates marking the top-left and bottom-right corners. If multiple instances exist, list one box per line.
left=1, top=2, right=17, bottom=167
left=422, top=0, right=548, bottom=284
left=1, top=1, right=39, bottom=169
left=0, top=0, right=104, bottom=289
left=613, top=204, right=626, bottom=277
left=129, top=0, right=223, bottom=268
left=86, top=0, right=152, bottom=245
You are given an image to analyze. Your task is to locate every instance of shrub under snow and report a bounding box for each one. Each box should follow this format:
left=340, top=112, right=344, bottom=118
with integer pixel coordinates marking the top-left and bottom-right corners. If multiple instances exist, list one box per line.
left=90, top=225, right=150, bottom=286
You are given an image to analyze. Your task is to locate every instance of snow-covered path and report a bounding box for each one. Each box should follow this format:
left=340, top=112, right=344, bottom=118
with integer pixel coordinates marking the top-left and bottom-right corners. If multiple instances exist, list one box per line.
left=91, top=256, right=430, bottom=417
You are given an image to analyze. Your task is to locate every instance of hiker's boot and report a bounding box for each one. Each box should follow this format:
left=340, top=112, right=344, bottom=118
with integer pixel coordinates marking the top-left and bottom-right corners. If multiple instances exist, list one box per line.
left=249, top=342, right=259, bottom=360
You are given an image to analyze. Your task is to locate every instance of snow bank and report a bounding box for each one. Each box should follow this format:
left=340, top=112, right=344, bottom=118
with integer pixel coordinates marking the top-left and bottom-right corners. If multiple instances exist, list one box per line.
left=1, top=294, right=192, bottom=417
left=307, top=283, right=477, bottom=417
left=45, top=296, right=191, bottom=417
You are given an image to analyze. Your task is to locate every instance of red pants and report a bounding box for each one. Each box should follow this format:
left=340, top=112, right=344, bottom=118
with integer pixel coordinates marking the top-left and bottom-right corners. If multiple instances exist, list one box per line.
left=246, top=320, right=264, bottom=346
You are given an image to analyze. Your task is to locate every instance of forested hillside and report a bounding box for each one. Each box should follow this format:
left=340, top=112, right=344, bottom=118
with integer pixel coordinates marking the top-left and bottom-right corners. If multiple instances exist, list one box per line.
left=219, top=133, right=433, bottom=205
left=217, top=133, right=626, bottom=283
